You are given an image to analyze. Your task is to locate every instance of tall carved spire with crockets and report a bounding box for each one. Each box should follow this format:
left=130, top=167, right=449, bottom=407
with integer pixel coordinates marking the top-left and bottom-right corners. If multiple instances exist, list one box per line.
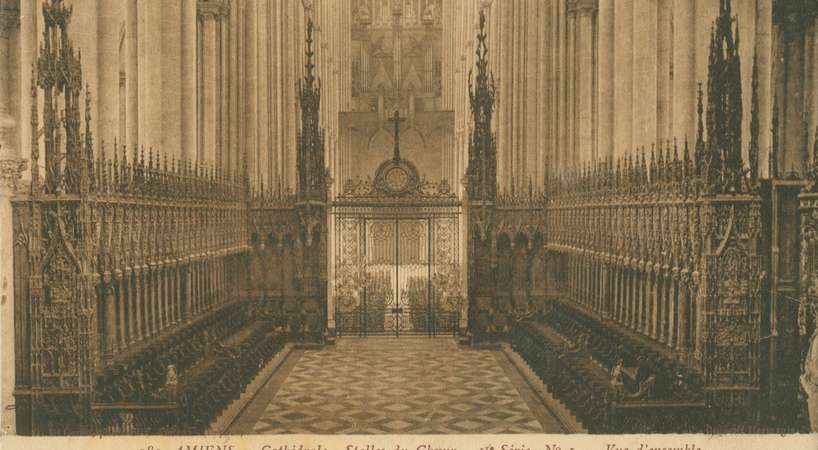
left=296, top=18, right=326, bottom=201
left=748, top=54, right=760, bottom=186
left=466, top=9, right=497, bottom=201
left=703, top=0, right=744, bottom=194
left=36, top=0, right=87, bottom=195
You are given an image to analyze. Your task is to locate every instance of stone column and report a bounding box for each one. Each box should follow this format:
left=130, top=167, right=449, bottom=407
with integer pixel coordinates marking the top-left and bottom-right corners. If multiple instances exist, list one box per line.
left=138, top=1, right=162, bottom=152
left=244, top=0, right=258, bottom=187
left=672, top=0, right=696, bottom=145
left=597, top=0, right=614, bottom=161
left=98, top=0, right=120, bottom=147
left=125, top=0, right=139, bottom=151
left=161, top=0, right=183, bottom=159
left=17, top=0, right=35, bottom=165
left=613, top=0, right=633, bottom=159
left=228, top=1, right=239, bottom=178
left=656, top=1, right=671, bottom=143
left=181, top=0, right=198, bottom=162
left=632, top=0, right=657, bottom=149
left=0, top=159, right=25, bottom=435
left=574, top=0, right=596, bottom=163
left=256, top=0, right=269, bottom=187
left=219, top=16, right=230, bottom=173
left=200, top=3, right=221, bottom=167
left=565, top=8, right=576, bottom=168
left=1, top=5, right=18, bottom=158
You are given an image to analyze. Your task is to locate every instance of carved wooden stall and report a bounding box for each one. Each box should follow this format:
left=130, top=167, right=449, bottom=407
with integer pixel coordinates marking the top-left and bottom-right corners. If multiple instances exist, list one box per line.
left=464, top=11, right=548, bottom=342
left=247, top=19, right=329, bottom=341
left=538, top=1, right=764, bottom=426
left=9, top=0, right=274, bottom=435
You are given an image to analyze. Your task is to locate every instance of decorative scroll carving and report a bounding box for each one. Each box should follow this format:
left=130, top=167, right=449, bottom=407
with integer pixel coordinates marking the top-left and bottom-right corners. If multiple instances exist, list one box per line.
left=0, top=158, right=27, bottom=193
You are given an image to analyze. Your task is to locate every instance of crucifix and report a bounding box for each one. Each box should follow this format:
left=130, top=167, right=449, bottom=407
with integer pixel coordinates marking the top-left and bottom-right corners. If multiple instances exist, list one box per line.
left=388, top=109, right=405, bottom=161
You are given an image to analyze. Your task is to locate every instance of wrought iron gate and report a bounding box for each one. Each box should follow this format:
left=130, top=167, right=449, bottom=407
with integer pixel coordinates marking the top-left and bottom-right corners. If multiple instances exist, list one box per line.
left=335, top=216, right=461, bottom=337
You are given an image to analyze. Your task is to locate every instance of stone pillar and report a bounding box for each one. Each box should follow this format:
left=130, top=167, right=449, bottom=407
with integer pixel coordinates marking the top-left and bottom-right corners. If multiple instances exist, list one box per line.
left=1, top=5, right=18, bottom=158
left=566, top=8, right=576, bottom=168
left=656, top=0, right=671, bottom=143
left=219, top=16, right=230, bottom=173
left=244, top=0, right=258, bottom=187
left=228, top=1, right=239, bottom=178
left=200, top=4, right=220, bottom=166
left=613, top=0, right=633, bottom=159
left=138, top=1, right=162, bottom=152
left=125, top=0, right=139, bottom=151
left=0, top=159, right=25, bottom=434
left=574, top=0, right=596, bottom=163
left=597, top=0, right=614, bottom=161
left=98, top=0, right=121, bottom=147
left=672, top=0, right=696, bottom=145
left=632, top=0, right=657, bottom=149
left=18, top=0, right=35, bottom=166
left=161, top=0, right=183, bottom=159
left=744, top=1, right=773, bottom=177
left=181, top=0, right=198, bottom=162
left=256, top=0, right=269, bottom=187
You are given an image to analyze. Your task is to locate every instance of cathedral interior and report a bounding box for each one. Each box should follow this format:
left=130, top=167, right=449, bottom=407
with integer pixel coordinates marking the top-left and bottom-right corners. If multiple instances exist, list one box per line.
left=2, top=0, right=818, bottom=436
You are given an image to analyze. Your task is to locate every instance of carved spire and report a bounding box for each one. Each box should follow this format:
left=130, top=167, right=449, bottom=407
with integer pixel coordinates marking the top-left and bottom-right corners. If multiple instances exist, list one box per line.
left=705, top=0, right=743, bottom=193
left=466, top=9, right=497, bottom=201
left=296, top=17, right=325, bottom=202
left=29, top=68, right=40, bottom=193
left=748, top=53, right=759, bottom=186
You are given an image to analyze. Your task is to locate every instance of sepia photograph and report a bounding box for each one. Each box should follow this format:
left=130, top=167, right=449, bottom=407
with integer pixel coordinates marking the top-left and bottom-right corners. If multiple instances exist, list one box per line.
left=0, top=0, right=817, bottom=444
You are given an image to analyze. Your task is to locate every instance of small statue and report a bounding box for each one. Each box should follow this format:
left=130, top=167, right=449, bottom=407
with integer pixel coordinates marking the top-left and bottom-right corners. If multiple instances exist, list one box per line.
left=165, top=364, right=179, bottom=402
left=610, top=358, right=625, bottom=389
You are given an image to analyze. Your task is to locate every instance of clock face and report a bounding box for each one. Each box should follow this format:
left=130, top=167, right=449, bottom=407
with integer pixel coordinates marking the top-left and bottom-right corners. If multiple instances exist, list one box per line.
left=372, top=157, right=420, bottom=196
left=384, top=167, right=410, bottom=192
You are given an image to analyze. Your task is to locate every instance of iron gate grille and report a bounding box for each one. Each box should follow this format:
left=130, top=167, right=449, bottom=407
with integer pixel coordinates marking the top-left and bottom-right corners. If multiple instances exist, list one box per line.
left=335, top=217, right=460, bottom=337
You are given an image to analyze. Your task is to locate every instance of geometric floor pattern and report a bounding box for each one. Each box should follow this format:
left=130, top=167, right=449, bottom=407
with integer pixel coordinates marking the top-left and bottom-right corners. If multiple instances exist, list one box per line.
left=235, top=338, right=562, bottom=434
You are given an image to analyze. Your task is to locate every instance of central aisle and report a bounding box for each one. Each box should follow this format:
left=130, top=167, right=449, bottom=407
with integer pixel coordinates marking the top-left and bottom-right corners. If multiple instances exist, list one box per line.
left=228, top=338, right=566, bottom=434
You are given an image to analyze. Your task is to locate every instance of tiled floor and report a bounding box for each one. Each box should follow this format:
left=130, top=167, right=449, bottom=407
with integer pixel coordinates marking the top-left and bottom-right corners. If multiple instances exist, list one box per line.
left=228, top=337, right=566, bottom=434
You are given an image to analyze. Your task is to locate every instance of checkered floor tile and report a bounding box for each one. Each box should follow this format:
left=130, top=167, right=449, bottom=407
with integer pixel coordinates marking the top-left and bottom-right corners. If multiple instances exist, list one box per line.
left=244, top=338, right=554, bottom=434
